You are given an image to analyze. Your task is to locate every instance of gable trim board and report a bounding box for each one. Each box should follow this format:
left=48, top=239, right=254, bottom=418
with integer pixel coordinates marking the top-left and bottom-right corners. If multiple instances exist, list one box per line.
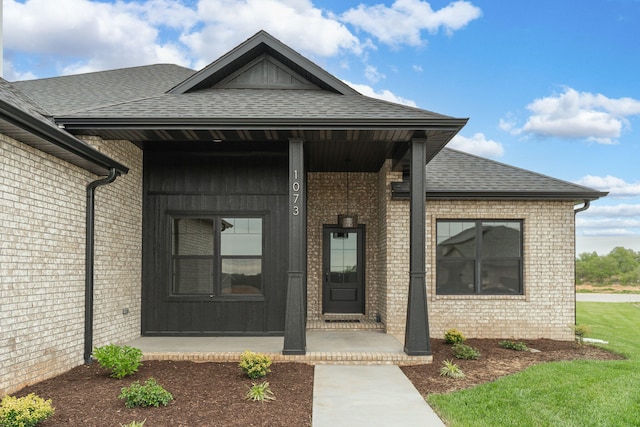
left=1, top=30, right=605, bottom=395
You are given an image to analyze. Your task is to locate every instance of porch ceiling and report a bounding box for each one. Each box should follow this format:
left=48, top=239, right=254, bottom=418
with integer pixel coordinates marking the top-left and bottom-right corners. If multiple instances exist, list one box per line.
left=64, top=126, right=463, bottom=172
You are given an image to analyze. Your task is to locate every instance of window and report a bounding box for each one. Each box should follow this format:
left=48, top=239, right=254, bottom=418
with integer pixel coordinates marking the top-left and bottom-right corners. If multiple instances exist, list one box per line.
left=172, top=216, right=263, bottom=297
left=436, top=220, right=522, bottom=295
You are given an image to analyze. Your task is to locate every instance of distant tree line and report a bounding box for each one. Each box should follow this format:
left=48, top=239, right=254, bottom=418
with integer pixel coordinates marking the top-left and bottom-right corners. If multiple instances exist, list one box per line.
left=576, top=247, right=640, bottom=285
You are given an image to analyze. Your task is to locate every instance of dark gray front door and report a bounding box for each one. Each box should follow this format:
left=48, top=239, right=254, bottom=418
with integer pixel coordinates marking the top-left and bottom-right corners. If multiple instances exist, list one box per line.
left=323, top=226, right=365, bottom=313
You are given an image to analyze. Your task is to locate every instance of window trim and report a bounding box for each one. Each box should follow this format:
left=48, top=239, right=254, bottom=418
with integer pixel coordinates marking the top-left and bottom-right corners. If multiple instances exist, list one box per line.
left=166, top=211, right=266, bottom=302
left=435, top=219, right=524, bottom=296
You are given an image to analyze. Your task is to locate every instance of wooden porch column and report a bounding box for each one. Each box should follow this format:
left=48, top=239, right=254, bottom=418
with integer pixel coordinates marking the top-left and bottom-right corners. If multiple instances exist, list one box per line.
left=283, top=138, right=306, bottom=354
left=404, top=138, right=431, bottom=355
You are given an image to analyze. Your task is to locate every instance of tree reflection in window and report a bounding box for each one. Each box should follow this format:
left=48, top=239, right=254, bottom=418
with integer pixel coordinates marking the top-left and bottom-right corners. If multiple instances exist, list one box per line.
left=437, top=220, right=522, bottom=295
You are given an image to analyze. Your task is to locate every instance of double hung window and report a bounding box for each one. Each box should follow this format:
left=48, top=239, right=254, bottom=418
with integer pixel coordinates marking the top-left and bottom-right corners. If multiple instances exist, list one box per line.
left=171, top=216, right=263, bottom=297
left=436, top=220, right=523, bottom=295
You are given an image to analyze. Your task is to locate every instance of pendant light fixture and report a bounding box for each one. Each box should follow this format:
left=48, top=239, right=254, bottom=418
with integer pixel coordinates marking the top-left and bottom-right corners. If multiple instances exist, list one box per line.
left=338, top=161, right=357, bottom=228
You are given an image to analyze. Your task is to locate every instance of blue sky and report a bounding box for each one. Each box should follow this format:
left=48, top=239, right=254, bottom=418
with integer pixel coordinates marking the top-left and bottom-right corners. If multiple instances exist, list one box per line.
left=3, top=0, right=640, bottom=255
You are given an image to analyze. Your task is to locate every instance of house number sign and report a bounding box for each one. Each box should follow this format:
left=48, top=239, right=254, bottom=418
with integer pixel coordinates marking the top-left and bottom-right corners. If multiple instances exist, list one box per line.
left=292, top=169, right=301, bottom=216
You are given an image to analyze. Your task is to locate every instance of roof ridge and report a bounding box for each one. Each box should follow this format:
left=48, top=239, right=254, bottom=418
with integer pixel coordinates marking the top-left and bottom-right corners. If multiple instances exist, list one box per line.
left=15, top=63, right=195, bottom=83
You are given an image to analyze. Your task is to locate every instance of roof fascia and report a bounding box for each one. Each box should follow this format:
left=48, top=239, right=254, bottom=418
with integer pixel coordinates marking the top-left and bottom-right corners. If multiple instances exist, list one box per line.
left=390, top=186, right=608, bottom=202
left=57, top=116, right=469, bottom=131
left=167, top=30, right=359, bottom=95
left=0, top=99, right=129, bottom=175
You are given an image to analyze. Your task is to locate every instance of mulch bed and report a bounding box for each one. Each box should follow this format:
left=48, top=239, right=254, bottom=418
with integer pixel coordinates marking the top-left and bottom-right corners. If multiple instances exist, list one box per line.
left=19, top=361, right=313, bottom=426
left=401, top=338, right=623, bottom=395
left=12, top=339, right=621, bottom=426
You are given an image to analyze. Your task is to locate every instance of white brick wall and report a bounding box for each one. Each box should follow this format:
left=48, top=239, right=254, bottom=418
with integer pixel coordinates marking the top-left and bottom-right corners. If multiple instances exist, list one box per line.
left=0, top=133, right=142, bottom=395
left=383, top=196, right=577, bottom=342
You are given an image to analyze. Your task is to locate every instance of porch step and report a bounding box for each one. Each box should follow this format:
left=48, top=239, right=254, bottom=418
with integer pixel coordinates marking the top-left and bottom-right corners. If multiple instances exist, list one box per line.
left=141, top=351, right=430, bottom=366
left=307, top=317, right=384, bottom=331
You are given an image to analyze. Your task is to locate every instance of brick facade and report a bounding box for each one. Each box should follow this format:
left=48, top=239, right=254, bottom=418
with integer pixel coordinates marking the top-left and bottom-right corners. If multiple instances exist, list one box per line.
left=424, top=200, right=576, bottom=341
left=0, top=134, right=142, bottom=395
left=307, top=162, right=577, bottom=343
left=306, top=172, right=380, bottom=321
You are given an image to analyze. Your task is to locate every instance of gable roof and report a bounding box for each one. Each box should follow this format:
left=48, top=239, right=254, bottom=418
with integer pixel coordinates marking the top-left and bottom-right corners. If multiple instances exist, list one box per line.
left=0, top=78, right=128, bottom=175
left=392, top=148, right=607, bottom=202
left=168, top=30, right=358, bottom=95
left=13, top=31, right=467, bottom=172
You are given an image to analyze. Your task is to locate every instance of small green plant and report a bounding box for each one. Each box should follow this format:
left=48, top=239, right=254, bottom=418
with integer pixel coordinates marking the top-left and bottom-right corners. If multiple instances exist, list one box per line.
left=239, top=351, right=272, bottom=379
left=444, top=328, right=466, bottom=344
left=452, top=343, right=480, bottom=360
left=439, top=360, right=465, bottom=379
left=93, top=344, right=143, bottom=379
left=570, top=323, right=591, bottom=345
left=118, top=378, right=173, bottom=409
left=245, top=381, right=276, bottom=402
left=0, top=393, right=55, bottom=427
left=499, top=340, right=529, bottom=351
left=120, top=421, right=146, bottom=427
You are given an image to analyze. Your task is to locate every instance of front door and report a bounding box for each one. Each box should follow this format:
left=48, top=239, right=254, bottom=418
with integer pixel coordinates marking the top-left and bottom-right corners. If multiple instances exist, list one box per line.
left=323, top=226, right=365, bottom=313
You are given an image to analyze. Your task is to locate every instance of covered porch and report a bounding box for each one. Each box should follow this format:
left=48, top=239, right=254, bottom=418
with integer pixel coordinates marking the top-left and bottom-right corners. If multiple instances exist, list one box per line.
left=126, top=328, right=431, bottom=365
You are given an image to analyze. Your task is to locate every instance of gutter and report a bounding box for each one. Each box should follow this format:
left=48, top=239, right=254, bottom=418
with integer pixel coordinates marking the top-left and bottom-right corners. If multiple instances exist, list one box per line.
left=84, top=168, right=120, bottom=364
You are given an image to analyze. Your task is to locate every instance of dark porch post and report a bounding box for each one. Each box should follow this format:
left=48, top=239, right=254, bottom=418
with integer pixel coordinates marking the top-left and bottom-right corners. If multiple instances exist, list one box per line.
left=283, top=137, right=307, bottom=354
left=404, top=138, right=431, bottom=355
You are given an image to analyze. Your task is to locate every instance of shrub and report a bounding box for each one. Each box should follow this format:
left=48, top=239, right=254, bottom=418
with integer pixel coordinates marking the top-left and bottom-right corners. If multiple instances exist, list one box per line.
left=570, top=324, right=591, bottom=345
left=0, top=393, right=55, bottom=427
left=439, top=360, right=465, bottom=379
left=499, top=340, right=529, bottom=351
left=444, top=328, right=466, bottom=344
left=120, top=421, right=146, bottom=427
left=239, top=351, right=272, bottom=379
left=93, top=344, right=143, bottom=379
left=118, top=378, right=173, bottom=409
left=452, top=343, right=480, bottom=360
left=245, top=381, right=275, bottom=402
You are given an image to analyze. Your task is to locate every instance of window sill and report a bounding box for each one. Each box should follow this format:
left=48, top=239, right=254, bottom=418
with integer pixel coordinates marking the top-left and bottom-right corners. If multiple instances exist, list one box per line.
left=434, top=294, right=526, bottom=301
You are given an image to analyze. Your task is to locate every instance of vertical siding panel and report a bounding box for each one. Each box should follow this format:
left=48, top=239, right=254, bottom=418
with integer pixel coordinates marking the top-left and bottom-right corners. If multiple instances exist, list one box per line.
left=142, top=148, right=287, bottom=335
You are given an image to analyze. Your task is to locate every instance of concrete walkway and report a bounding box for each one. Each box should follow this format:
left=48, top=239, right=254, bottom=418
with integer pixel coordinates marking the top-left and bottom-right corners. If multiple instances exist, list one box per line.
left=313, top=365, right=445, bottom=427
left=127, top=331, right=445, bottom=425
left=576, top=293, right=640, bottom=302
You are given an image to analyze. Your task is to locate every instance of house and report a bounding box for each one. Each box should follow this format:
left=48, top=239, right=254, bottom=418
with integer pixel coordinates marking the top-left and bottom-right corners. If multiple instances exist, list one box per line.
left=0, top=31, right=606, bottom=395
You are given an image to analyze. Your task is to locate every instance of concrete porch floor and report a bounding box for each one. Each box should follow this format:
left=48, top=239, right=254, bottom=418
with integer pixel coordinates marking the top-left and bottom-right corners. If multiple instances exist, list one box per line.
left=126, top=330, right=432, bottom=365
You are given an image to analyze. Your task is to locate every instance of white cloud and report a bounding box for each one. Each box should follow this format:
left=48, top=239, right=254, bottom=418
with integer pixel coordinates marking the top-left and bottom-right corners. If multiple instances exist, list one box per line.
left=447, top=133, right=504, bottom=158
left=340, top=0, right=482, bottom=46
left=364, top=65, right=385, bottom=83
left=4, top=0, right=193, bottom=76
left=412, top=65, right=423, bottom=72
left=343, top=80, right=417, bottom=107
left=580, top=228, right=638, bottom=237
left=182, top=0, right=362, bottom=68
left=575, top=176, right=640, bottom=198
left=4, top=0, right=362, bottom=77
left=580, top=203, right=640, bottom=217
left=576, top=217, right=640, bottom=229
left=509, top=88, right=640, bottom=143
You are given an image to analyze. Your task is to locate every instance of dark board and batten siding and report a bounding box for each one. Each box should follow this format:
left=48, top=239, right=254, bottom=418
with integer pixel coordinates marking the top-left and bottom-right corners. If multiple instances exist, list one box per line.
left=142, top=148, right=289, bottom=335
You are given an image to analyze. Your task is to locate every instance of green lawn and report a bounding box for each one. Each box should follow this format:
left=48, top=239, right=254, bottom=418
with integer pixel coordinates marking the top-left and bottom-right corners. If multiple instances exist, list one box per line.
left=427, top=302, right=640, bottom=426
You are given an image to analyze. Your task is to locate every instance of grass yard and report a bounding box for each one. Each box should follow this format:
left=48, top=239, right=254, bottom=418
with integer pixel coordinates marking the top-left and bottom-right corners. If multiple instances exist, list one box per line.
left=427, top=302, right=640, bottom=427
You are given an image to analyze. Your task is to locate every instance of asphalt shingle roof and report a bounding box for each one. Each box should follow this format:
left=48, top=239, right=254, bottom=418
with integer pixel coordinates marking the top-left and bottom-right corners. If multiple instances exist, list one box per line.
left=418, top=148, right=605, bottom=199
left=54, top=88, right=451, bottom=121
left=13, top=64, right=196, bottom=116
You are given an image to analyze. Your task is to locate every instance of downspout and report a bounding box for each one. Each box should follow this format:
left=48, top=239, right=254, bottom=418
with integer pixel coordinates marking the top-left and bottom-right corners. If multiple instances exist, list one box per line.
left=84, top=168, right=119, bottom=364
left=573, top=199, right=591, bottom=327
left=574, top=199, right=590, bottom=214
